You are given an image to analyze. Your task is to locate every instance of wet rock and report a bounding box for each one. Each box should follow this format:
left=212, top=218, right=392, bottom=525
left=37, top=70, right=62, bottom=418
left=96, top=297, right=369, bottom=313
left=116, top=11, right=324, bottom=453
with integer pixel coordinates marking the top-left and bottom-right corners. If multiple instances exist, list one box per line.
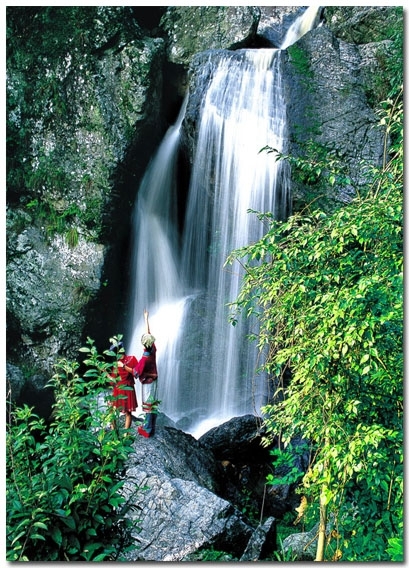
left=160, top=6, right=260, bottom=66
left=199, top=415, right=293, bottom=521
left=199, top=414, right=266, bottom=459
left=122, top=421, right=253, bottom=561
left=283, top=24, right=384, bottom=212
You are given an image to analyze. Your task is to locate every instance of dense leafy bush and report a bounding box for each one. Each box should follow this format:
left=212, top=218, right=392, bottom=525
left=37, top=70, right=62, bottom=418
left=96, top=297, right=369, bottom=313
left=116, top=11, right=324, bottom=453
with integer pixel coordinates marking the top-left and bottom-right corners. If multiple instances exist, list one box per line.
left=226, top=87, right=403, bottom=561
left=6, top=337, right=141, bottom=561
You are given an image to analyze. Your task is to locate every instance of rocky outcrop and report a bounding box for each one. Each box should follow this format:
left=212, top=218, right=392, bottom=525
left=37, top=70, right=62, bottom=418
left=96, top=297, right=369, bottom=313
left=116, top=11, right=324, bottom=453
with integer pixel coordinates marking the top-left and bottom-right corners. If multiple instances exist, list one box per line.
left=257, top=7, right=310, bottom=48
left=282, top=522, right=320, bottom=561
left=6, top=7, right=167, bottom=375
left=199, top=414, right=278, bottom=517
left=118, top=413, right=311, bottom=561
left=7, top=226, right=104, bottom=372
left=160, top=6, right=261, bottom=66
left=324, top=6, right=402, bottom=45
left=283, top=24, right=385, bottom=212
left=122, top=415, right=262, bottom=561
left=240, top=516, right=277, bottom=562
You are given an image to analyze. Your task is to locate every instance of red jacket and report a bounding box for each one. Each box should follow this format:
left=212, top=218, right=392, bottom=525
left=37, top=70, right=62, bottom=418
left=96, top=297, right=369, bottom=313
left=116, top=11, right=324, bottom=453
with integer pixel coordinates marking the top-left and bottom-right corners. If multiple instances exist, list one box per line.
left=136, top=345, right=158, bottom=384
left=111, top=355, right=138, bottom=386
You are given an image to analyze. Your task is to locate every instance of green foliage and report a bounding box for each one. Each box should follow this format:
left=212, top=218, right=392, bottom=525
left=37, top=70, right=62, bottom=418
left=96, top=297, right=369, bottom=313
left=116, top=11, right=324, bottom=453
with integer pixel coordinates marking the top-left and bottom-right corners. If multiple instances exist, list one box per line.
left=66, top=226, right=79, bottom=248
left=274, top=509, right=307, bottom=551
left=287, top=43, right=313, bottom=89
left=273, top=537, right=298, bottom=562
left=24, top=196, right=105, bottom=245
left=239, top=488, right=259, bottom=525
left=26, top=198, right=81, bottom=244
left=189, top=547, right=235, bottom=562
left=6, top=336, right=141, bottom=561
left=260, top=139, right=361, bottom=216
left=386, top=536, right=403, bottom=562
left=266, top=443, right=306, bottom=487
left=226, top=88, right=403, bottom=561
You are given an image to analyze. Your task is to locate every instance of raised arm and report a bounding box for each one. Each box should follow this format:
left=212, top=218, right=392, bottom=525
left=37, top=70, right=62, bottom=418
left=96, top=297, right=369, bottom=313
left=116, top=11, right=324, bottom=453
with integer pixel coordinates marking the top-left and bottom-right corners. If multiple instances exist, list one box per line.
left=144, top=309, right=151, bottom=334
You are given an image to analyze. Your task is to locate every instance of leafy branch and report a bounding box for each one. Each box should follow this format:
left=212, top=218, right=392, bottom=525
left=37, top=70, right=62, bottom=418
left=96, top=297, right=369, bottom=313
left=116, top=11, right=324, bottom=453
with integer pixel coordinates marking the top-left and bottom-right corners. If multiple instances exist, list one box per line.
left=226, top=85, right=403, bottom=561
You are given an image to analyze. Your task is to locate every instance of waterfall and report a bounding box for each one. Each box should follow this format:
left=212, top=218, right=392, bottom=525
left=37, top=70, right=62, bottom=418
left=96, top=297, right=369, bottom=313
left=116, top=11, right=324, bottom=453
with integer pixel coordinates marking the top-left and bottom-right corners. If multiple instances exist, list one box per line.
left=127, top=7, right=320, bottom=437
left=174, top=48, right=290, bottom=437
left=281, top=6, right=322, bottom=50
left=128, top=98, right=190, bottom=412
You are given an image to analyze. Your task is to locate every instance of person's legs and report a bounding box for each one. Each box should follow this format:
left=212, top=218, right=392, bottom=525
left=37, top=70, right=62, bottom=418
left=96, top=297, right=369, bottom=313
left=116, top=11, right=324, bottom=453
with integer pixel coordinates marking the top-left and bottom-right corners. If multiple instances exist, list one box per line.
left=142, top=381, right=158, bottom=405
left=124, top=411, right=132, bottom=429
left=138, top=381, right=158, bottom=437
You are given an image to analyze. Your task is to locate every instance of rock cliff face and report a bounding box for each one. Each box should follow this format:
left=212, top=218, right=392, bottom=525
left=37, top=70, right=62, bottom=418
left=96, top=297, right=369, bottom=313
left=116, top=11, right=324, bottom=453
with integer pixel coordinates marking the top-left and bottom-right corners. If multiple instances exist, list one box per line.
left=161, top=6, right=261, bottom=64
left=6, top=6, right=401, bottom=410
left=283, top=25, right=384, bottom=210
left=7, top=6, right=168, bottom=404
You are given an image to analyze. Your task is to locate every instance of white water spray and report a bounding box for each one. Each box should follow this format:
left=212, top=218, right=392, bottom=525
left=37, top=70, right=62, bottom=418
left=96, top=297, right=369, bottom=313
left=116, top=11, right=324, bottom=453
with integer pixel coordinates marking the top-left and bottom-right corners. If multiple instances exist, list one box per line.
left=176, top=48, right=290, bottom=437
left=128, top=98, right=191, bottom=411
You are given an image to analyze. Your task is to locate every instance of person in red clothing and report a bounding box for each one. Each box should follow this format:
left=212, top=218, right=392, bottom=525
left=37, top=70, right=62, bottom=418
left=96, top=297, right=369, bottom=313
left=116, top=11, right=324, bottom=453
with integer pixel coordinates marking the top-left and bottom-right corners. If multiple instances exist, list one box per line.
left=110, top=340, right=138, bottom=429
left=136, top=310, right=158, bottom=438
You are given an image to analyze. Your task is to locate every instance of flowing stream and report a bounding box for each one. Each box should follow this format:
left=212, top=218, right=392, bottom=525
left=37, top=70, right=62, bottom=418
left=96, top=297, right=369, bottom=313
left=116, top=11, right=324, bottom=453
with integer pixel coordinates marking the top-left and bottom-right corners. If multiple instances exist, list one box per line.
left=128, top=7, right=320, bottom=437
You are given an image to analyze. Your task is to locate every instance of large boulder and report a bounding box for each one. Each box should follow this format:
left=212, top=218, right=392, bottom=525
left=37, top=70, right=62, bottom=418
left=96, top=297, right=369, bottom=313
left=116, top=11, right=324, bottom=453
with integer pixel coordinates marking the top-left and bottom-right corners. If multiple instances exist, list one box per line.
left=282, top=522, right=320, bottom=561
left=7, top=226, right=104, bottom=370
left=239, top=516, right=277, bottom=561
left=199, top=414, right=266, bottom=459
left=200, top=415, right=294, bottom=520
left=122, top=420, right=254, bottom=561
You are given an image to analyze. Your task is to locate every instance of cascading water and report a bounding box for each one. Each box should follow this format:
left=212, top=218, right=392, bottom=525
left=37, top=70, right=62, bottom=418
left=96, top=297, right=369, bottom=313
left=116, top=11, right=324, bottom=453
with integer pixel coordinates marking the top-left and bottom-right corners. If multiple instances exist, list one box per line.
left=128, top=97, right=190, bottom=413
left=175, top=48, right=290, bottom=437
left=280, top=6, right=322, bottom=50
left=128, top=7, right=320, bottom=437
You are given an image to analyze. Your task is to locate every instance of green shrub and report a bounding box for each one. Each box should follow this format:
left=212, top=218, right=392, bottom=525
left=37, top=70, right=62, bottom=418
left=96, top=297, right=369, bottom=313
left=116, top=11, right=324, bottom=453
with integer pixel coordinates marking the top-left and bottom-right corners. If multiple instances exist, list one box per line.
left=6, top=337, right=141, bottom=561
left=226, top=87, right=403, bottom=561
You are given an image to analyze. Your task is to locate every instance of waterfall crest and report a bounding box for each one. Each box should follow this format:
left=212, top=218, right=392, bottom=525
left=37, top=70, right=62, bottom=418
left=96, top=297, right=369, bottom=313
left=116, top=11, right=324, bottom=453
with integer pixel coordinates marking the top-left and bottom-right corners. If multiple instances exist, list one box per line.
left=281, top=6, right=322, bottom=49
left=127, top=8, right=320, bottom=437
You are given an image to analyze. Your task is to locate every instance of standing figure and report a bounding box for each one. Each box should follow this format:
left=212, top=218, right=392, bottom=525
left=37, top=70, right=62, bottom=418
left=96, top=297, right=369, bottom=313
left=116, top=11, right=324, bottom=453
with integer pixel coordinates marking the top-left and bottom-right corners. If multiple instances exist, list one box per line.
left=136, top=310, right=158, bottom=438
left=110, top=340, right=138, bottom=429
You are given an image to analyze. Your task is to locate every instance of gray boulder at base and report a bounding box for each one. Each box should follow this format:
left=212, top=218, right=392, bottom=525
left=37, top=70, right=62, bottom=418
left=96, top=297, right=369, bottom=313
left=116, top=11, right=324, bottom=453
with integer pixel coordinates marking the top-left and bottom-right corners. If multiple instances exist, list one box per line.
left=239, top=516, right=277, bottom=561
left=200, top=414, right=300, bottom=519
left=282, top=522, right=319, bottom=561
left=121, top=420, right=253, bottom=561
